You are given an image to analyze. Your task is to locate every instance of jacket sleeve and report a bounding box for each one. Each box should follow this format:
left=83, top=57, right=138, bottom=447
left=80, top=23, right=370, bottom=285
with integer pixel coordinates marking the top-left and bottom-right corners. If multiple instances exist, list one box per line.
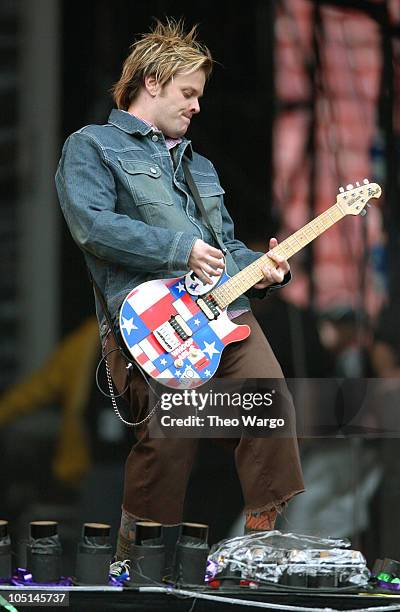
left=220, top=195, right=291, bottom=298
left=55, top=131, right=196, bottom=273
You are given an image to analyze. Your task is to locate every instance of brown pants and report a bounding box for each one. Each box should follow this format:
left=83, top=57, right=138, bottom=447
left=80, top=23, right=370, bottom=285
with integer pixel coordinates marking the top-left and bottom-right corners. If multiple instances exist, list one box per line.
left=105, top=311, right=304, bottom=524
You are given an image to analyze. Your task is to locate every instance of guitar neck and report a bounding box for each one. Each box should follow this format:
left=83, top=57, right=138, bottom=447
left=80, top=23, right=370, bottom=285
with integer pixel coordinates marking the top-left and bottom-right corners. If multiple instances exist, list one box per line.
left=213, top=201, right=345, bottom=309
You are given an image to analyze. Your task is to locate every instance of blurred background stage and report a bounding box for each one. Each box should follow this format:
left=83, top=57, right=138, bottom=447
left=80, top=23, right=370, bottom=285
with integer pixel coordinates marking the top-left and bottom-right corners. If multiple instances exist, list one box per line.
left=0, top=0, right=399, bottom=577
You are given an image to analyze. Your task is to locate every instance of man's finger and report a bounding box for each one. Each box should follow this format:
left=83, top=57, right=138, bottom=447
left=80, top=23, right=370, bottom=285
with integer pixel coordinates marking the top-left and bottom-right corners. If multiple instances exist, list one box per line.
left=268, top=237, right=278, bottom=250
left=196, top=264, right=217, bottom=284
left=267, top=251, right=290, bottom=273
left=263, top=267, right=274, bottom=281
left=208, top=256, right=225, bottom=270
left=205, top=264, right=222, bottom=277
left=206, top=246, right=224, bottom=259
left=197, top=269, right=213, bottom=284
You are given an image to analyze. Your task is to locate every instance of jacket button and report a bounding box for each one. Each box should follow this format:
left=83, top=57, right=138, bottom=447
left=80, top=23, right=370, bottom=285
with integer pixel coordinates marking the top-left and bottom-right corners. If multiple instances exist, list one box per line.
left=151, top=134, right=159, bottom=142
left=150, top=167, right=157, bottom=174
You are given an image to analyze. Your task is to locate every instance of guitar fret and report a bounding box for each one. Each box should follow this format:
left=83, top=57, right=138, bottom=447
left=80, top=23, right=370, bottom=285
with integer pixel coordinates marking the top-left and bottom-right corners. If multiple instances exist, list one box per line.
left=274, top=244, right=287, bottom=259
left=287, top=235, right=297, bottom=248
left=312, top=219, right=325, bottom=233
left=305, top=225, right=318, bottom=238
left=293, top=234, right=303, bottom=248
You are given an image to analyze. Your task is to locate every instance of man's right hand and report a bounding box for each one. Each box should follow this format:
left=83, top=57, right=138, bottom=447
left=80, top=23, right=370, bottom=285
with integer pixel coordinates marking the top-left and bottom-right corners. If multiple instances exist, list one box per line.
left=188, top=239, right=225, bottom=285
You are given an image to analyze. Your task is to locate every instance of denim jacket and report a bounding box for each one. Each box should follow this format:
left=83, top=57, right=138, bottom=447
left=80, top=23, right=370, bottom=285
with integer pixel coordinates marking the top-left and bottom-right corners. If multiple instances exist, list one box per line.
left=55, top=110, right=288, bottom=335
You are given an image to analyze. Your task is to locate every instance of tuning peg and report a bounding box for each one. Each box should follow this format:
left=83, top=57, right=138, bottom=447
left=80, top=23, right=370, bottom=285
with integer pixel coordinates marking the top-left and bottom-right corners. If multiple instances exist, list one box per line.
left=346, top=184, right=354, bottom=190
left=363, top=178, right=369, bottom=184
left=355, top=181, right=360, bottom=187
left=339, top=187, right=345, bottom=193
left=360, top=209, right=367, bottom=216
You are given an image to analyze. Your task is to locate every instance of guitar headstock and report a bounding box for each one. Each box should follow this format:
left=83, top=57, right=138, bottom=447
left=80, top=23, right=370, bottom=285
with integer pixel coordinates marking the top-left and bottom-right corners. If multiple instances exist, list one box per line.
left=336, top=179, right=382, bottom=216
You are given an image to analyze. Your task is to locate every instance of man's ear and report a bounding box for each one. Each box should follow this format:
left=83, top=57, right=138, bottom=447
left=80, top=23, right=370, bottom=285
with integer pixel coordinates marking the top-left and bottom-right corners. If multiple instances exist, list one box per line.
left=144, top=75, right=159, bottom=97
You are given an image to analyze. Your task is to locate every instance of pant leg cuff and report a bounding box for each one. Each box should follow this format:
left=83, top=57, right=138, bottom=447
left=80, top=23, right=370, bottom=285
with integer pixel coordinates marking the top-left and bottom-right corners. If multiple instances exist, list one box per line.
left=244, top=487, right=305, bottom=515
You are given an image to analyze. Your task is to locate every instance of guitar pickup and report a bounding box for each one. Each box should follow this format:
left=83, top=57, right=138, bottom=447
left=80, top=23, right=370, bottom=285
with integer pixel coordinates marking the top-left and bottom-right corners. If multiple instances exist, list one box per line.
left=169, top=314, right=192, bottom=340
left=197, top=296, right=220, bottom=320
left=153, top=321, right=181, bottom=352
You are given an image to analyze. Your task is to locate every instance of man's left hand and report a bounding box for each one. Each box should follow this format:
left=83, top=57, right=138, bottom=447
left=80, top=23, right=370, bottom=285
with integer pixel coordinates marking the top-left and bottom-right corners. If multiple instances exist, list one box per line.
left=253, top=237, right=290, bottom=289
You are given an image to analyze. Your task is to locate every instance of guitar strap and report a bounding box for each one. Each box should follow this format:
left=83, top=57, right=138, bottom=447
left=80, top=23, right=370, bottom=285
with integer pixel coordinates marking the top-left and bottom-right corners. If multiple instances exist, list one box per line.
left=88, top=269, right=131, bottom=361
left=182, top=157, right=242, bottom=280
left=182, top=157, right=227, bottom=255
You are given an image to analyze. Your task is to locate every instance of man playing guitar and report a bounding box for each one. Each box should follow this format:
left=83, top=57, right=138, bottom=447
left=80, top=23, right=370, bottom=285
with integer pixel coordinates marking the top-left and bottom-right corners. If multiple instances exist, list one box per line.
left=56, top=19, right=304, bottom=563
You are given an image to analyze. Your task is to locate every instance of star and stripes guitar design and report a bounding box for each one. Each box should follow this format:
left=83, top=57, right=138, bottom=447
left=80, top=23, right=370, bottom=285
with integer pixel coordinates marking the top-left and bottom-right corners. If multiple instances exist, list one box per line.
left=119, top=181, right=381, bottom=389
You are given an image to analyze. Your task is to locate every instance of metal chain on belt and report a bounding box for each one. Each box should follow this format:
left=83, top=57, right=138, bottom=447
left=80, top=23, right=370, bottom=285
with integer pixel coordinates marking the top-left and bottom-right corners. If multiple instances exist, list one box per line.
left=105, top=357, right=158, bottom=428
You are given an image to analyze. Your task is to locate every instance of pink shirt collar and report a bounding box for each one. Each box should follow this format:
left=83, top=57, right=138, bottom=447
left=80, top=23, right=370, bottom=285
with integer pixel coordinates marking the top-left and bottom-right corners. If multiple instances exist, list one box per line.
left=123, top=111, right=182, bottom=150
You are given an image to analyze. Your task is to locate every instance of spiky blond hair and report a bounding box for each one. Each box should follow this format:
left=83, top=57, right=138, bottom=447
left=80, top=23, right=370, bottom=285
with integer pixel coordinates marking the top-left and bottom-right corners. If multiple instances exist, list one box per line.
left=112, top=18, right=213, bottom=110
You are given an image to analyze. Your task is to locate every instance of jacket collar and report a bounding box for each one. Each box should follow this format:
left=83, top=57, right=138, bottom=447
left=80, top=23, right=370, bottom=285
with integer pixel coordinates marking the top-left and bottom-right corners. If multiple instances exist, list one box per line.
left=108, top=108, right=193, bottom=158
left=108, top=108, right=153, bottom=135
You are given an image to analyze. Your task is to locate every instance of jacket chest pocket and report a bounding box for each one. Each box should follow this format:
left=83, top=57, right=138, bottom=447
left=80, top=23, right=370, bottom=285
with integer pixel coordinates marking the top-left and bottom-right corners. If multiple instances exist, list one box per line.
left=119, top=159, right=173, bottom=206
left=195, top=181, right=225, bottom=236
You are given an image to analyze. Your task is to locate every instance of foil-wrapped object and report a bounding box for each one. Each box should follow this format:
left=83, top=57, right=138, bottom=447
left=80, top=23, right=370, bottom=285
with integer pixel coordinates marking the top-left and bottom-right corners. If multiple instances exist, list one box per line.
left=206, top=530, right=370, bottom=587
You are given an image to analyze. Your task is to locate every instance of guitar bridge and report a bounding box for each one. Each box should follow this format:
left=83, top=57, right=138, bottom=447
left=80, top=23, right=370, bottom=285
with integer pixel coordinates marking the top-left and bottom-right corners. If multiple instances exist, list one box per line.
left=153, top=315, right=193, bottom=352
left=153, top=321, right=181, bottom=352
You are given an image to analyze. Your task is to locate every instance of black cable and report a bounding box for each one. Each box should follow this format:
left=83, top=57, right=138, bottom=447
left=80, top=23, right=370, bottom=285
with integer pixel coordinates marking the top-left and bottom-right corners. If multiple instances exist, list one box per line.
left=213, top=574, right=368, bottom=593
left=95, top=342, right=168, bottom=428
left=95, top=347, right=133, bottom=399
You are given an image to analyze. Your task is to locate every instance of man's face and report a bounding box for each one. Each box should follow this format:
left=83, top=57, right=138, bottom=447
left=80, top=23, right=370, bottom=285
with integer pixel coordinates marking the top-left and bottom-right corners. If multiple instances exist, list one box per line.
left=150, top=69, right=206, bottom=138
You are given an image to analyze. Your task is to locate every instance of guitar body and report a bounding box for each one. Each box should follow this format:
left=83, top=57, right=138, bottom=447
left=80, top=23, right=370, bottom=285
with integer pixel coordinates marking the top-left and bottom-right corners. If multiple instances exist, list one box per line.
left=119, top=272, right=250, bottom=389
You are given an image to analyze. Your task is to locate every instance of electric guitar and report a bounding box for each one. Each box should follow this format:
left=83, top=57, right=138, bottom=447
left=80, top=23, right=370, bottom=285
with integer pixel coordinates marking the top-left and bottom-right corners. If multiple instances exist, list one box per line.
left=119, top=180, right=381, bottom=388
